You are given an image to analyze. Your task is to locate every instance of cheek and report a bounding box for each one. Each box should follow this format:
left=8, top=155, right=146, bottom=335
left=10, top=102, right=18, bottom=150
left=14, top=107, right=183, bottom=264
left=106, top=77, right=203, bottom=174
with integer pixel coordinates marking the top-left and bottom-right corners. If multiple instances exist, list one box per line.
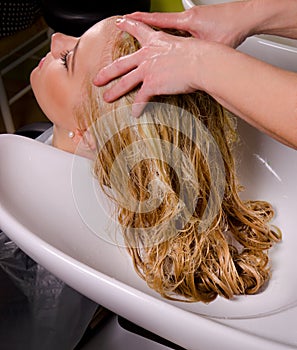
left=31, top=64, right=75, bottom=126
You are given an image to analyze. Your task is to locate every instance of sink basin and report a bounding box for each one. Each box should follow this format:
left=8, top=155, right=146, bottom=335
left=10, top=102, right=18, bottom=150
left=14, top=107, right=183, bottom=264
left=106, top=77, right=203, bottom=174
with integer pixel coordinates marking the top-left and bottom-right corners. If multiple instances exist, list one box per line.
left=0, top=117, right=297, bottom=349
left=182, top=0, right=297, bottom=73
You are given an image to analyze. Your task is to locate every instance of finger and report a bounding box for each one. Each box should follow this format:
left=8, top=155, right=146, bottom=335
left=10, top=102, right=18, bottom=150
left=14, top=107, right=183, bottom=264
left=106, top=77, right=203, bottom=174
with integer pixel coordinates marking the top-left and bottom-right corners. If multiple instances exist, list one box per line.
left=115, top=18, right=157, bottom=46
left=103, top=68, right=143, bottom=102
left=93, top=49, right=143, bottom=86
left=132, top=102, right=148, bottom=118
left=131, top=88, right=152, bottom=117
left=126, top=11, right=187, bottom=31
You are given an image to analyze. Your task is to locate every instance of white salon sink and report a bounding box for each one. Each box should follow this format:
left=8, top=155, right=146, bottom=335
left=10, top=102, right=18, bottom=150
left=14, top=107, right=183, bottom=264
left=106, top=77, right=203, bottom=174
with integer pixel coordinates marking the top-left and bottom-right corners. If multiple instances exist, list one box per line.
left=0, top=116, right=297, bottom=349
left=182, top=0, right=297, bottom=72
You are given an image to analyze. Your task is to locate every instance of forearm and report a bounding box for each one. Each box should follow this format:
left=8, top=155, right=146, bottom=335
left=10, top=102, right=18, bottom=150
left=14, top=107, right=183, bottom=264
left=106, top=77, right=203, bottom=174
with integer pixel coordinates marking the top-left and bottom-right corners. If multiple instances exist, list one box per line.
left=248, top=0, right=297, bottom=39
left=196, top=42, right=297, bottom=148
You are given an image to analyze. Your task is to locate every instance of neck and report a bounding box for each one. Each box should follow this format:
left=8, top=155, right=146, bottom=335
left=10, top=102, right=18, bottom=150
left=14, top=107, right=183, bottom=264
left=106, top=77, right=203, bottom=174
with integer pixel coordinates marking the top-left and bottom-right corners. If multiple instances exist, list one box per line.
left=52, top=125, right=77, bottom=154
left=52, top=125, right=95, bottom=160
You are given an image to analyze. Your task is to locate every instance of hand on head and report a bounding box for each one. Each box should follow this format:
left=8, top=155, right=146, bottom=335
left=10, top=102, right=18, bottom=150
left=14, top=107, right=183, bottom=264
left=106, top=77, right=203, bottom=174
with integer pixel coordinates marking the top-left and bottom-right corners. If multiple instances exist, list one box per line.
left=93, top=2, right=253, bottom=117
left=125, top=3, right=252, bottom=48
left=93, top=18, right=203, bottom=117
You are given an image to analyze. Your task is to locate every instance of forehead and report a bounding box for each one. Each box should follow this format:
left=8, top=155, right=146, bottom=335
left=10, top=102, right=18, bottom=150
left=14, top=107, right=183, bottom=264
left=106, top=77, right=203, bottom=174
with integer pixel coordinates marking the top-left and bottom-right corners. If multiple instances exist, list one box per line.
left=86, top=16, right=120, bottom=36
left=79, top=16, right=121, bottom=70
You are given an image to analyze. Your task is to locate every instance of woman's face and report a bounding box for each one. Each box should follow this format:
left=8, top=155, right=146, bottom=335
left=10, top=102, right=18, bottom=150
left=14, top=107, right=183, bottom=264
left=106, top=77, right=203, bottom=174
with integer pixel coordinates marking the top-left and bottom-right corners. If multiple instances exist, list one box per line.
left=30, top=17, right=120, bottom=131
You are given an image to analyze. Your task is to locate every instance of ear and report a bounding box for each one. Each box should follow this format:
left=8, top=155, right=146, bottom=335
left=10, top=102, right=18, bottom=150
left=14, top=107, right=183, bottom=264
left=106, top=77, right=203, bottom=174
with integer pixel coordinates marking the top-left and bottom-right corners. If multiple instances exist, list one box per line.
left=73, top=128, right=97, bottom=151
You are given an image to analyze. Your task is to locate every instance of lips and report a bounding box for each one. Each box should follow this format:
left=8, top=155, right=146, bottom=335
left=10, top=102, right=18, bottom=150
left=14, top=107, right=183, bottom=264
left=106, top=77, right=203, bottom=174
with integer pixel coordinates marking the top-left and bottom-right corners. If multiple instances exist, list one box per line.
left=38, top=57, right=46, bottom=69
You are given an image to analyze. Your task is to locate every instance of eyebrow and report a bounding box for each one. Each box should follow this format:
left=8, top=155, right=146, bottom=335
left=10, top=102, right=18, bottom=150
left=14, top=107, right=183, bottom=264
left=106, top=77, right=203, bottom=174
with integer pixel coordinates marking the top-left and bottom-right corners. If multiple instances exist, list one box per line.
left=71, top=38, right=81, bottom=74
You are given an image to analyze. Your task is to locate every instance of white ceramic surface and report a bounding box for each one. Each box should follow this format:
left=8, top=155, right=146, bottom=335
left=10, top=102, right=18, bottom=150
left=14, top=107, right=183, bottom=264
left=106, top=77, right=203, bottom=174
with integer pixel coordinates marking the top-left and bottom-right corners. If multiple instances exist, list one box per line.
left=1, top=2, right=297, bottom=346
left=0, top=117, right=297, bottom=349
left=182, top=0, right=297, bottom=72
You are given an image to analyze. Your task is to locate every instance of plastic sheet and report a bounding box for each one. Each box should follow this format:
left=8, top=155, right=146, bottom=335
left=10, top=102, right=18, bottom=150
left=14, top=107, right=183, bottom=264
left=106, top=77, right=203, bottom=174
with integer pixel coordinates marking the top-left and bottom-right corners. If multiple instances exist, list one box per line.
left=0, top=231, right=98, bottom=350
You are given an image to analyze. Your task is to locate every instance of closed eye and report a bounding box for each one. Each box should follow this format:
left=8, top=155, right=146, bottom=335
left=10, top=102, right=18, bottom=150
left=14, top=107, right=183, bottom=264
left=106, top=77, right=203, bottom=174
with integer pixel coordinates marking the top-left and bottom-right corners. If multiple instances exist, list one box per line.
left=60, top=50, right=70, bottom=69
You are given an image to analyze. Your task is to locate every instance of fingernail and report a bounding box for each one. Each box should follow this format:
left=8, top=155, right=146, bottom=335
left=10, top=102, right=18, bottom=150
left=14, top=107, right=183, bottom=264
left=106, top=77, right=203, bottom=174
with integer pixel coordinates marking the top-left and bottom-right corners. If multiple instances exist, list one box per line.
left=116, top=17, right=125, bottom=24
left=93, top=75, right=100, bottom=85
left=132, top=105, right=141, bottom=118
left=103, top=91, right=111, bottom=102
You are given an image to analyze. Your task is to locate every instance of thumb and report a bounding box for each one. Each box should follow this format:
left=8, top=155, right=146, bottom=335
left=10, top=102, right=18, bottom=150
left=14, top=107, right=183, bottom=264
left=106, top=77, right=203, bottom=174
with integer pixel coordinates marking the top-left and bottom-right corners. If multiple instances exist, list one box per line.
left=116, top=18, right=157, bottom=46
left=126, top=11, right=187, bottom=31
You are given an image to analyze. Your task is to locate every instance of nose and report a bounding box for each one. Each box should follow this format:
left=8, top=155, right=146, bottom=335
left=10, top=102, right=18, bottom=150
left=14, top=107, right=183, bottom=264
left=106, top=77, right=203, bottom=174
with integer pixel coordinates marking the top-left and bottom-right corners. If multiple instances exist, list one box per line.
left=50, top=32, right=77, bottom=59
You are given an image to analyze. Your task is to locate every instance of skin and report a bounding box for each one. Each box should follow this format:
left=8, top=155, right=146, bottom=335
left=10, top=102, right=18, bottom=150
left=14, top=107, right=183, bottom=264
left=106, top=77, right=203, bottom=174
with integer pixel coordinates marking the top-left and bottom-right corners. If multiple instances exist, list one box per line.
left=30, top=16, right=121, bottom=155
left=123, top=0, right=297, bottom=47
left=94, top=0, right=297, bottom=149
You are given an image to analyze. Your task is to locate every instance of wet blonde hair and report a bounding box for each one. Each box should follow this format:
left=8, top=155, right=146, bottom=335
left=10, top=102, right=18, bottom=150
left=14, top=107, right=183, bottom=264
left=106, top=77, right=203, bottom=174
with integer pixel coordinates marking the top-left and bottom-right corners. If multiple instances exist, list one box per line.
left=77, top=29, right=281, bottom=303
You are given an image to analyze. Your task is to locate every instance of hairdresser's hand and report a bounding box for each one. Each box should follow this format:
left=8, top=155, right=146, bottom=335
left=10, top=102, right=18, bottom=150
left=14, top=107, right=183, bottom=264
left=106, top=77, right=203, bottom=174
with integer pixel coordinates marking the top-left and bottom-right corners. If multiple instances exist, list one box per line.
left=126, top=1, right=255, bottom=48
left=94, top=18, right=204, bottom=117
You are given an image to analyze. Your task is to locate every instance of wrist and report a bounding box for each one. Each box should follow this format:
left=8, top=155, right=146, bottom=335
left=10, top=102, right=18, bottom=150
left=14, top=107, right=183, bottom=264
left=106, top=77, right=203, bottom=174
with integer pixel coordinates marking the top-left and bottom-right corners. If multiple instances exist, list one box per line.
left=187, top=39, right=211, bottom=92
left=188, top=40, right=231, bottom=94
left=249, top=0, right=297, bottom=37
left=231, top=0, right=274, bottom=39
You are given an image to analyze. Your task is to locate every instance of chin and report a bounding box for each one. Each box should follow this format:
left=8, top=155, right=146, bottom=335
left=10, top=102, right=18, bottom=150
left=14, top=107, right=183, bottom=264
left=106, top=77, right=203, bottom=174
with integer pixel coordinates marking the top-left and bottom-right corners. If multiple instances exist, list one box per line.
left=30, top=69, right=37, bottom=92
